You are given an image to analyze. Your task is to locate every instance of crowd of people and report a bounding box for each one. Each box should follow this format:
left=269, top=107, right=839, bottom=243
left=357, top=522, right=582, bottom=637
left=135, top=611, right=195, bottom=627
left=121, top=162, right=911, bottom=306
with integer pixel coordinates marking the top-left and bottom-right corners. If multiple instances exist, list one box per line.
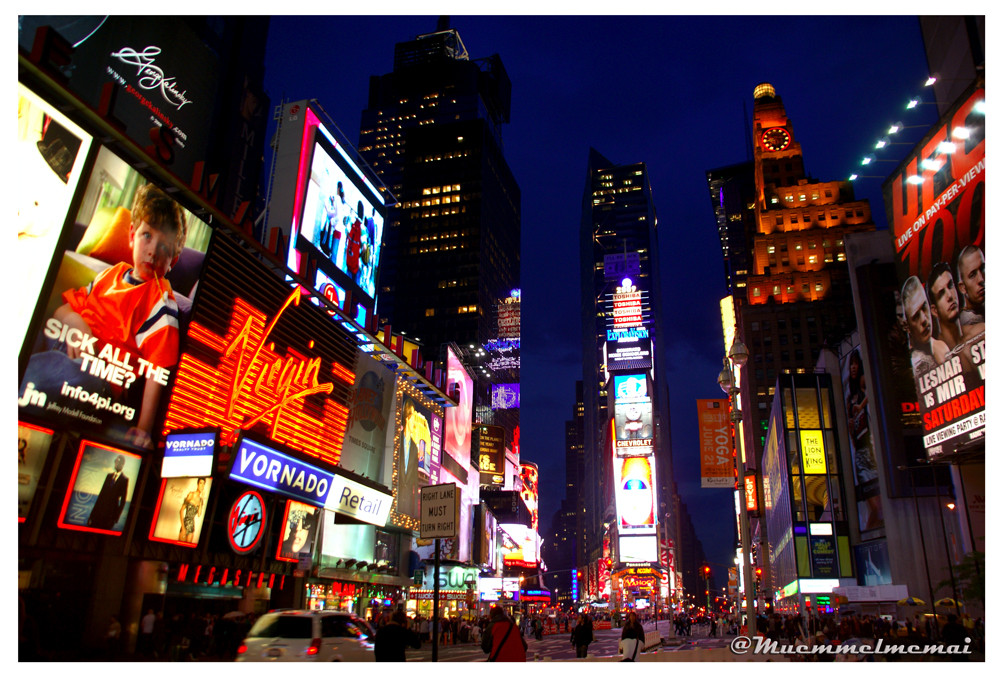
left=745, top=610, right=985, bottom=661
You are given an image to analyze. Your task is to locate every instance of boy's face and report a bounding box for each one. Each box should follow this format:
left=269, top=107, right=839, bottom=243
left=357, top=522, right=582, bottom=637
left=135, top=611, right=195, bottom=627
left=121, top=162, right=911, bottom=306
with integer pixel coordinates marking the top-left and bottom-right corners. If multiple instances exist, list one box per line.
left=129, top=219, right=180, bottom=281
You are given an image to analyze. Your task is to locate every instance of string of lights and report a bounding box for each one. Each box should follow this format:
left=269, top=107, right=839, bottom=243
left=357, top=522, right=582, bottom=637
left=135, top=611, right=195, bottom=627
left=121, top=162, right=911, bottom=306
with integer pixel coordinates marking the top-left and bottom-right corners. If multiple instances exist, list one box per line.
left=847, top=75, right=984, bottom=182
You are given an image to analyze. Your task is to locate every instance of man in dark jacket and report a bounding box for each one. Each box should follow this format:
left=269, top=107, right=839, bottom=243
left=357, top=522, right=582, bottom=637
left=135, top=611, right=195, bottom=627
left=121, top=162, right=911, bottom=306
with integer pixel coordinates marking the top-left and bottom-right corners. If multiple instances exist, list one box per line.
left=570, top=613, right=594, bottom=658
left=481, top=606, right=526, bottom=662
left=374, top=610, right=420, bottom=662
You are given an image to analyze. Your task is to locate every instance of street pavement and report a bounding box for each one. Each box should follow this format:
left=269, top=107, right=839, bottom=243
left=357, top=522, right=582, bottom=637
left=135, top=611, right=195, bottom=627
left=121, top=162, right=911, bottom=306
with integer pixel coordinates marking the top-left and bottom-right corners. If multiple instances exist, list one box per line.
left=408, top=621, right=737, bottom=662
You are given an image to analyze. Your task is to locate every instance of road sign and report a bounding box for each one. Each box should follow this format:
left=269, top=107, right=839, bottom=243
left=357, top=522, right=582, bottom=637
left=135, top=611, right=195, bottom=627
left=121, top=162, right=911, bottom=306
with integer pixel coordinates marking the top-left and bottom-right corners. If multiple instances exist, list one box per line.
left=420, top=483, right=458, bottom=539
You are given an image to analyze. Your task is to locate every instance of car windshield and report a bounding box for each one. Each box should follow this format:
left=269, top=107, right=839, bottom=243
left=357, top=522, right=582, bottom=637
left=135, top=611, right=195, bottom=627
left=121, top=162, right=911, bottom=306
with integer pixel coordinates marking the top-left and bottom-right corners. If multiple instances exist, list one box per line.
left=247, top=615, right=313, bottom=639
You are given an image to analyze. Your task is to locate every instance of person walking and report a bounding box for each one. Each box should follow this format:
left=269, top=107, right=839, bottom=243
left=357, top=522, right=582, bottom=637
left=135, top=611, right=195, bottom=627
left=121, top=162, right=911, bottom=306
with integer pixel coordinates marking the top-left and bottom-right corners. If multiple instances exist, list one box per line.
left=374, top=610, right=421, bottom=662
left=620, top=611, right=645, bottom=661
left=481, top=606, right=527, bottom=662
left=570, top=612, right=594, bottom=658
left=139, top=608, right=156, bottom=658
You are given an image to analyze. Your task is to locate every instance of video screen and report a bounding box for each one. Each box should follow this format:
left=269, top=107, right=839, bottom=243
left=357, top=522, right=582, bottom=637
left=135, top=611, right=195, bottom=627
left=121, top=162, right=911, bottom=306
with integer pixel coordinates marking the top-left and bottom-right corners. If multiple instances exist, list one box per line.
left=294, top=132, right=385, bottom=302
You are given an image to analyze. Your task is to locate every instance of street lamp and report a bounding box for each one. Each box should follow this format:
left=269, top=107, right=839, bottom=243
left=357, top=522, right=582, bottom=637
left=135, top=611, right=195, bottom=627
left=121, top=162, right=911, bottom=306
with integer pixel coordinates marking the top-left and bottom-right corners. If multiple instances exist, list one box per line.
left=719, top=339, right=757, bottom=638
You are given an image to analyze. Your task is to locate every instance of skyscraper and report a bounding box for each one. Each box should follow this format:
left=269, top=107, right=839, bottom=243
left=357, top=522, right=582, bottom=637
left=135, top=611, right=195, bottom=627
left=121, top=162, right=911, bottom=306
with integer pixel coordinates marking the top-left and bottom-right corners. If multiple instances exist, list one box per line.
left=579, top=149, right=676, bottom=602
left=359, top=27, right=520, bottom=351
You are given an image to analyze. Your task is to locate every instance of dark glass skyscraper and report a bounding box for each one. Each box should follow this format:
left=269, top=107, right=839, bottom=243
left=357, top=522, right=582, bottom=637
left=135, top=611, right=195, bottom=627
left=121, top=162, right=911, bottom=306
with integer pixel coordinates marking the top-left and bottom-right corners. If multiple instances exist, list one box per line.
left=359, top=28, right=520, bottom=351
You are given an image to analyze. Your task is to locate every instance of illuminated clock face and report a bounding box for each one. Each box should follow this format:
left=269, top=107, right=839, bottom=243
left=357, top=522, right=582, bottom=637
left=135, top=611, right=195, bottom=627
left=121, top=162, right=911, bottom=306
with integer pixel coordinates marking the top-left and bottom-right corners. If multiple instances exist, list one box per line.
left=761, top=127, right=791, bottom=152
left=228, top=490, right=266, bottom=553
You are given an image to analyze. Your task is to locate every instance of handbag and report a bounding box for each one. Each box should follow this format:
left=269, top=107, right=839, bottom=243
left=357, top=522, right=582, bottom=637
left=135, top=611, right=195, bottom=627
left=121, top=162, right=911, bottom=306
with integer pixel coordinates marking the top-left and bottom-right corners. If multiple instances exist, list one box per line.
left=619, top=637, right=641, bottom=661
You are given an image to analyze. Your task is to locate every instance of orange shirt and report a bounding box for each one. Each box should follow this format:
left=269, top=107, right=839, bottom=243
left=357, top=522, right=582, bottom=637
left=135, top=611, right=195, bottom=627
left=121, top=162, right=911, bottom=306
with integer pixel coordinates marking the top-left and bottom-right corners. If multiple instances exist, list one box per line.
left=63, top=262, right=179, bottom=369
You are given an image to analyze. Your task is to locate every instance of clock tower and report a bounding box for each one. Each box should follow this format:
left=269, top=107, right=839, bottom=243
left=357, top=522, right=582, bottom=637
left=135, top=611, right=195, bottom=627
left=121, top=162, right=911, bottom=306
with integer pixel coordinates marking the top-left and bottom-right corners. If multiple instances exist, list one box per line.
left=752, top=82, right=806, bottom=207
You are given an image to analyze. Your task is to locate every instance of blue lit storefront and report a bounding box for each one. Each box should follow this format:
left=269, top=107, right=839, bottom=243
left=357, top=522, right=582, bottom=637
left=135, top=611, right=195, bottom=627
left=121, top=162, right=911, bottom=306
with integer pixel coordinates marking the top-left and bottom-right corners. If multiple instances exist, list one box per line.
left=761, top=373, right=856, bottom=614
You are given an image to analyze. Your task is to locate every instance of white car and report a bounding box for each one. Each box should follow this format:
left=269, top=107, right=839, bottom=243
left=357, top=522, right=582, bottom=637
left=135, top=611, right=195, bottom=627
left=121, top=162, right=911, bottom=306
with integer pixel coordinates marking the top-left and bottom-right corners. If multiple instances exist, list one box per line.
left=236, top=610, right=376, bottom=662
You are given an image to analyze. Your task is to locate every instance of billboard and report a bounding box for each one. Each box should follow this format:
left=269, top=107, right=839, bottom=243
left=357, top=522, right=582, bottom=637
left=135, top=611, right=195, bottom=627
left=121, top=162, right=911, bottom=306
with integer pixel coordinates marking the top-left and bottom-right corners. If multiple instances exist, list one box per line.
left=604, top=278, right=653, bottom=372
left=841, top=345, right=884, bottom=534
left=477, top=424, right=505, bottom=486
left=149, top=476, right=214, bottom=547
left=396, top=392, right=442, bottom=520
left=885, top=85, right=985, bottom=459
left=19, top=17, right=220, bottom=183
left=19, top=146, right=212, bottom=450
left=619, top=535, right=658, bottom=565
left=491, top=383, right=520, bottom=410
left=697, top=399, right=733, bottom=488
left=497, top=292, right=521, bottom=339
left=499, top=523, right=538, bottom=567
left=613, top=374, right=654, bottom=456
left=160, top=230, right=356, bottom=465
left=57, top=440, right=142, bottom=535
left=519, top=462, right=539, bottom=532
left=443, top=347, right=474, bottom=470
left=340, top=351, right=396, bottom=481
left=18, top=422, right=54, bottom=522
left=161, top=430, right=216, bottom=479
left=613, top=455, right=657, bottom=533
left=276, top=500, right=321, bottom=563
left=17, top=82, right=93, bottom=353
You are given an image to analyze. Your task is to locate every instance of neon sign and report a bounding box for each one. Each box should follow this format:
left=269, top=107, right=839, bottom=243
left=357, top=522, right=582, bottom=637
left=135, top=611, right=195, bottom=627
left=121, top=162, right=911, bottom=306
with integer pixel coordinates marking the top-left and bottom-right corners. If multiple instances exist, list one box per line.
left=163, top=287, right=353, bottom=466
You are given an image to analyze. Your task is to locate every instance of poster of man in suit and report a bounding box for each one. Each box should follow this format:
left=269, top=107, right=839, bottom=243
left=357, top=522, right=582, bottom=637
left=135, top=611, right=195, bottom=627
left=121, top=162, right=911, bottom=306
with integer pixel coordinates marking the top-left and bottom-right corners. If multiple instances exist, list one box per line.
left=58, top=441, right=141, bottom=534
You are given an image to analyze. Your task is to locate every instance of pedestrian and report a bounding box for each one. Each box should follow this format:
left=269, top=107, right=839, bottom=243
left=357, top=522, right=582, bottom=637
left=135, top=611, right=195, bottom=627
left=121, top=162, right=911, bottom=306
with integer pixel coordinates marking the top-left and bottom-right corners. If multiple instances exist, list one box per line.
left=139, top=608, right=156, bottom=657
left=619, top=611, right=645, bottom=661
left=481, top=606, right=527, bottom=662
left=374, top=610, right=421, bottom=661
left=941, top=614, right=969, bottom=661
left=570, top=612, right=594, bottom=658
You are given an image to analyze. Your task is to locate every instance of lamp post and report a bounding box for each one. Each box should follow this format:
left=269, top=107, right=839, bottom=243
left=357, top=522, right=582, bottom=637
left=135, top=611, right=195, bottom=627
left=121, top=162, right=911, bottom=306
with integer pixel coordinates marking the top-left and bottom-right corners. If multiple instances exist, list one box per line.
left=719, top=339, right=757, bottom=639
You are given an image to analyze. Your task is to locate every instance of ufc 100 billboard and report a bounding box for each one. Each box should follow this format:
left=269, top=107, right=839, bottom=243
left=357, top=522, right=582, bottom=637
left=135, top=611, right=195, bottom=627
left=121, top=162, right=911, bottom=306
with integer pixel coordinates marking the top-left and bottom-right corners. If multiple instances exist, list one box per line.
left=884, top=85, right=984, bottom=460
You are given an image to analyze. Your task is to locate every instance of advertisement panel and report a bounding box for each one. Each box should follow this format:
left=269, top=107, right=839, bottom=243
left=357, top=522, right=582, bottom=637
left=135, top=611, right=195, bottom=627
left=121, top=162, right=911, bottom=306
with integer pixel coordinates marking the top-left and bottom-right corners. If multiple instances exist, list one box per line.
left=604, top=278, right=653, bottom=372
left=800, top=430, right=827, bottom=474
left=841, top=345, right=884, bottom=534
left=17, top=82, right=93, bottom=353
left=698, top=399, right=733, bottom=488
left=497, top=294, right=520, bottom=339
left=885, top=86, right=985, bottom=459
left=19, top=146, right=213, bottom=450
left=161, top=430, right=216, bottom=479
left=293, top=121, right=386, bottom=301
left=491, top=383, right=520, bottom=410
left=341, top=351, right=396, bottom=481
left=444, top=347, right=474, bottom=470
left=276, top=500, right=321, bottom=563
left=619, top=535, right=658, bottom=564
left=499, top=523, right=539, bottom=567
left=19, top=17, right=220, bottom=183
left=149, top=476, right=213, bottom=547
left=18, top=422, right=54, bottom=522
left=855, top=540, right=893, bottom=586
left=519, top=463, right=539, bottom=532
left=613, top=374, right=653, bottom=456
left=477, top=424, right=505, bottom=486
left=396, top=390, right=442, bottom=520
left=613, top=455, right=657, bottom=534
left=57, top=440, right=142, bottom=535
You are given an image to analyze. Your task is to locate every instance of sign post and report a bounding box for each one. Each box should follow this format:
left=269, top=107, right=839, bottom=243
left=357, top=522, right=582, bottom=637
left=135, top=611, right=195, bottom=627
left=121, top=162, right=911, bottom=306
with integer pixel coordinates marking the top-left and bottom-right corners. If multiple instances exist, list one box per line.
left=420, top=483, right=458, bottom=662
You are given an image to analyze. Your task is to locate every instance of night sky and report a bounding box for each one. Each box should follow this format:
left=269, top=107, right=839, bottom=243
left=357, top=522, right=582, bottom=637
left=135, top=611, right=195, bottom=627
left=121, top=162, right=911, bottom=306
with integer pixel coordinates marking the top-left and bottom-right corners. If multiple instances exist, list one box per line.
left=262, top=14, right=942, bottom=574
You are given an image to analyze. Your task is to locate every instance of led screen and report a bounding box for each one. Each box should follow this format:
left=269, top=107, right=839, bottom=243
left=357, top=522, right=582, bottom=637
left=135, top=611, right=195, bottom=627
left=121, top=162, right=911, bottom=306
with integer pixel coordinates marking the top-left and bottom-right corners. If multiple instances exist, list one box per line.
left=614, top=455, right=656, bottom=533
left=149, top=476, right=214, bottom=547
left=619, top=535, right=658, bottom=564
left=499, top=522, right=538, bottom=567
left=444, top=347, right=474, bottom=469
left=18, top=146, right=212, bottom=451
left=519, top=463, right=539, bottom=532
left=18, top=83, right=92, bottom=352
left=57, top=440, right=141, bottom=535
left=290, top=117, right=386, bottom=303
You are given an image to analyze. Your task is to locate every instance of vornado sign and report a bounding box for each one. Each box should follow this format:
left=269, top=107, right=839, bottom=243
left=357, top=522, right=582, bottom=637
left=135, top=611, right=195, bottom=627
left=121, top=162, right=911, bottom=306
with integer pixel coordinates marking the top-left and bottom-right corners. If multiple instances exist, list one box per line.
left=229, top=437, right=392, bottom=526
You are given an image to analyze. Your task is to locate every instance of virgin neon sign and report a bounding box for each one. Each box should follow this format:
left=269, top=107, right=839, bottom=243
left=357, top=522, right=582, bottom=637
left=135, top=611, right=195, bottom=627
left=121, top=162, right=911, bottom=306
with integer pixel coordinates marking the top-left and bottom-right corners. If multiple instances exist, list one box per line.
left=163, top=287, right=354, bottom=466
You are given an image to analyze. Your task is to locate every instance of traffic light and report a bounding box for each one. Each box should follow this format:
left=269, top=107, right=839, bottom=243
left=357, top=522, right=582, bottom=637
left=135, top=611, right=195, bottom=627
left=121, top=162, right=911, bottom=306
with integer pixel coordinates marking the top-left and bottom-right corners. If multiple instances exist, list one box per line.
left=753, top=567, right=762, bottom=596
left=703, top=565, right=711, bottom=578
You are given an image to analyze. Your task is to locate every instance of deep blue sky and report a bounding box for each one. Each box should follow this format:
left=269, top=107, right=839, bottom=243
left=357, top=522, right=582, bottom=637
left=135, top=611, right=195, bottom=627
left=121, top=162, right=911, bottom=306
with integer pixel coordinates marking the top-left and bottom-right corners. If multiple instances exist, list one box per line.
left=262, top=14, right=941, bottom=573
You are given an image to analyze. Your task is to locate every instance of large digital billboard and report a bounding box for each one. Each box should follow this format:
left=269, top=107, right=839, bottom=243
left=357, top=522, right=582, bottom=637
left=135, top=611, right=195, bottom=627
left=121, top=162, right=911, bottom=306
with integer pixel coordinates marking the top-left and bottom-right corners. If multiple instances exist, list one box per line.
left=477, top=424, right=505, bottom=486
left=841, top=345, right=884, bottom=534
left=885, top=85, right=985, bottom=459
left=604, top=279, right=652, bottom=372
left=276, top=103, right=386, bottom=316
left=613, top=374, right=654, bottom=456
left=19, top=146, right=212, bottom=450
left=17, top=82, right=93, bottom=354
left=613, top=455, right=657, bottom=534
left=395, top=391, right=442, bottom=520
left=444, top=347, right=474, bottom=470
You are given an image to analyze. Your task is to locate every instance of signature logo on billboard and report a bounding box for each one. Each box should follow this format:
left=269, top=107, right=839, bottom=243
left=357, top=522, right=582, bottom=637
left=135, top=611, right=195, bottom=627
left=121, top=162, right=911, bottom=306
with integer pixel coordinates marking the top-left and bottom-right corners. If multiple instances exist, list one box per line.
left=110, top=46, right=193, bottom=110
